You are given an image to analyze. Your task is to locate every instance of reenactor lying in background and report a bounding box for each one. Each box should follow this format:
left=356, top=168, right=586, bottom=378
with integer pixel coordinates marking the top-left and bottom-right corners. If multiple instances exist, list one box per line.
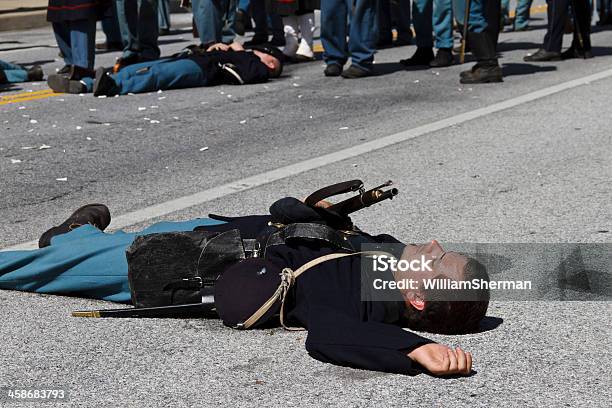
left=46, top=42, right=284, bottom=96
left=0, top=60, right=44, bottom=86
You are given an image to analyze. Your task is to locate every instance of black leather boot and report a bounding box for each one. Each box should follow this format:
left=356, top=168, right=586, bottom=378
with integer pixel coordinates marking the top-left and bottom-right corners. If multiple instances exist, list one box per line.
left=39, top=204, right=111, bottom=248
left=460, top=32, right=503, bottom=84
left=430, top=48, right=453, bottom=67
left=27, top=65, right=44, bottom=81
left=400, top=47, right=434, bottom=66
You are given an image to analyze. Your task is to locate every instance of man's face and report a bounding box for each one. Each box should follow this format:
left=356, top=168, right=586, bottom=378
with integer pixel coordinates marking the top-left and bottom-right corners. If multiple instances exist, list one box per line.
left=394, top=241, right=469, bottom=304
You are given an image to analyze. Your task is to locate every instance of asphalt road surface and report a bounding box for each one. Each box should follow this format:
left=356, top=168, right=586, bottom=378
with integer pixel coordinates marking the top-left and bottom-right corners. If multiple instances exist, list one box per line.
left=1, top=5, right=611, bottom=408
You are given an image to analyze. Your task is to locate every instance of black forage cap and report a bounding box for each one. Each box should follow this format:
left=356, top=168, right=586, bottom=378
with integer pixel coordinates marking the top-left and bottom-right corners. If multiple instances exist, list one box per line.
left=215, top=258, right=283, bottom=328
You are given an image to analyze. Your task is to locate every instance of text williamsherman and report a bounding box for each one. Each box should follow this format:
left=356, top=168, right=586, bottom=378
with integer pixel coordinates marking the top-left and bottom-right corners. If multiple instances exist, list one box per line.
left=373, top=278, right=532, bottom=291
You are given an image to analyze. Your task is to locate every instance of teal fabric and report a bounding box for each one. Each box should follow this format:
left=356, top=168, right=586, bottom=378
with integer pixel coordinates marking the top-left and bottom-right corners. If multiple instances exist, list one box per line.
left=0, top=59, right=28, bottom=83
left=0, top=218, right=225, bottom=303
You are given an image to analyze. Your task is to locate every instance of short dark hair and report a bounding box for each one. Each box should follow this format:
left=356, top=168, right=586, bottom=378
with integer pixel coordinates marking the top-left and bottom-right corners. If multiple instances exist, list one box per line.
left=402, top=258, right=490, bottom=334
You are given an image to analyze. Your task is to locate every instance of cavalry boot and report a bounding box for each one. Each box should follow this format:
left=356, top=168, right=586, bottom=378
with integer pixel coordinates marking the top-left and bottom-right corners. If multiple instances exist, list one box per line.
left=460, top=32, right=503, bottom=84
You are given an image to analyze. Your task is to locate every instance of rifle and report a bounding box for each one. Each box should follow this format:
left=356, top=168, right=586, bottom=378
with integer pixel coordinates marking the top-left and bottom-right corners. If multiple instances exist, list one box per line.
left=305, top=180, right=398, bottom=216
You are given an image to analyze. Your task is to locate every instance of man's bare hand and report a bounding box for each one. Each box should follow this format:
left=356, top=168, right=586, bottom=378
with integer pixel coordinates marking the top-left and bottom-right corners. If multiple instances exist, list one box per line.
left=407, top=343, right=472, bottom=376
left=207, top=43, right=230, bottom=52
left=229, top=42, right=245, bottom=51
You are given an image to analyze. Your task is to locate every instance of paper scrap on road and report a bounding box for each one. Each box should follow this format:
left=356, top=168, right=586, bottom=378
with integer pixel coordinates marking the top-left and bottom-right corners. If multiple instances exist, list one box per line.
left=199, top=147, right=209, bottom=151
left=339, top=126, right=349, bottom=130
left=39, top=145, right=51, bottom=150
left=56, top=177, right=67, bottom=181
left=11, top=159, right=22, bottom=164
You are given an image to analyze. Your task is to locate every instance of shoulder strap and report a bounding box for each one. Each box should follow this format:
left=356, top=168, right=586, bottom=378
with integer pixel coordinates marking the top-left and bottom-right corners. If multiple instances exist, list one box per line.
left=239, top=250, right=393, bottom=330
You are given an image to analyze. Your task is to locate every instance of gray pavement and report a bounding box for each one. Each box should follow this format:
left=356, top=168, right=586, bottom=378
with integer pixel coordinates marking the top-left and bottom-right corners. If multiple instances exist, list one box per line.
left=1, top=6, right=611, bottom=408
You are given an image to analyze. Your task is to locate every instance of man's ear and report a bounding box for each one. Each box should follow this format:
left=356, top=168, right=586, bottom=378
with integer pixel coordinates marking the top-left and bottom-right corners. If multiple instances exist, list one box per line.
left=408, top=293, right=425, bottom=311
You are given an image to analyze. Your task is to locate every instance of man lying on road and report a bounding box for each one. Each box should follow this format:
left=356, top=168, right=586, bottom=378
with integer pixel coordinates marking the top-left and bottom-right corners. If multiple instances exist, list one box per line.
left=0, top=191, right=489, bottom=377
left=46, top=42, right=283, bottom=96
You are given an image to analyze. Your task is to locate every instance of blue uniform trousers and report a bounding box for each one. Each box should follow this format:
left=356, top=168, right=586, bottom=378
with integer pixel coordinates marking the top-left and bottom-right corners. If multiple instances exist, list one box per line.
left=413, top=0, right=485, bottom=49
left=104, top=57, right=208, bottom=94
left=158, top=0, right=171, bottom=30
left=502, top=0, right=533, bottom=29
left=192, top=0, right=236, bottom=45
left=320, top=0, right=379, bottom=70
left=0, top=219, right=224, bottom=303
left=52, top=18, right=97, bottom=69
left=0, top=60, right=28, bottom=83
left=115, top=0, right=161, bottom=60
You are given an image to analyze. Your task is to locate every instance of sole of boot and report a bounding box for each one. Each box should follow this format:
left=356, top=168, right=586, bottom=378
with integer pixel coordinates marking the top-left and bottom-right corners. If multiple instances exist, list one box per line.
left=47, top=75, right=86, bottom=94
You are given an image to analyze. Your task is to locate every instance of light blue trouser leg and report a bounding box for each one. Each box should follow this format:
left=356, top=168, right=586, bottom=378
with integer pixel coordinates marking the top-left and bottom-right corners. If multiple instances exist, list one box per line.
left=158, top=0, right=171, bottom=30
left=52, top=19, right=97, bottom=69
left=453, top=0, right=487, bottom=33
left=112, top=58, right=207, bottom=94
left=192, top=0, right=228, bottom=45
left=0, top=219, right=225, bottom=303
left=412, top=0, right=434, bottom=48
left=321, top=0, right=349, bottom=66
left=115, top=0, right=160, bottom=60
left=433, top=0, right=454, bottom=49
left=0, top=60, right=28, bottom=83
left=514, top=0, right=533, bottom=29
left=348, top=0, right=378, bottom=69
left=223, top=0, right=237, bottom=43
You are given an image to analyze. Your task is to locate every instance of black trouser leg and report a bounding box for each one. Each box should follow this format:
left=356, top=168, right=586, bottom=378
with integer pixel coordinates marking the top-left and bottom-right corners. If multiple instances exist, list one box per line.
left=544, top=0, right=571, bottom=52
left=484, top=0, right=502, bottom=49
left=571, top=0, right=592, bottom=50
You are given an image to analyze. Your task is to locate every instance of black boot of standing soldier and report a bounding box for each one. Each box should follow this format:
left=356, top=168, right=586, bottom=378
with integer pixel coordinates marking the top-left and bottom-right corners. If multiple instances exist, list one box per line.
left=460, top=32, right=503, bottom=84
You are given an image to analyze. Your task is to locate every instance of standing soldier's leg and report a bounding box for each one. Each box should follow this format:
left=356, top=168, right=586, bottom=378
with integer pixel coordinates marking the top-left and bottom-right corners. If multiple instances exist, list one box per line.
left=455, top=0, right=503, bottom=83
left=431, top=0, right=454, bottom=67
left=378, top=0, right=394, bottom=47
left=562, top=0, right=593, bottom=58
left=342, top=0, right=379, bottom=77
left=320, top=0, right=350, bottom=76
left=400, top=0, right=434, bottom=66
left=514, top=0, right=533, bottom=30
left=296, top=13, right=316, bottom=60
left=392, top=0, right=413, bottom=45
left=484, top=0, right=501, bottom=48
left=191, top=0, right=227, bottom=46
left=158, top=0, right=172, bottom=34
left=115, top=0, right=161, bottom=67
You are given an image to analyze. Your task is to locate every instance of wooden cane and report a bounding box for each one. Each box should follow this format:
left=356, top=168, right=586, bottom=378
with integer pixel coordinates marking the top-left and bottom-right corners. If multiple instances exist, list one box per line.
left=460, top=0, right=473, bottom=64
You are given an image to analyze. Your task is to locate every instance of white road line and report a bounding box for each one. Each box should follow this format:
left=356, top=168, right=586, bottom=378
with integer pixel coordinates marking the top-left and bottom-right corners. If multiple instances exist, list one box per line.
left=4, top=67, right=612, bottom=251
